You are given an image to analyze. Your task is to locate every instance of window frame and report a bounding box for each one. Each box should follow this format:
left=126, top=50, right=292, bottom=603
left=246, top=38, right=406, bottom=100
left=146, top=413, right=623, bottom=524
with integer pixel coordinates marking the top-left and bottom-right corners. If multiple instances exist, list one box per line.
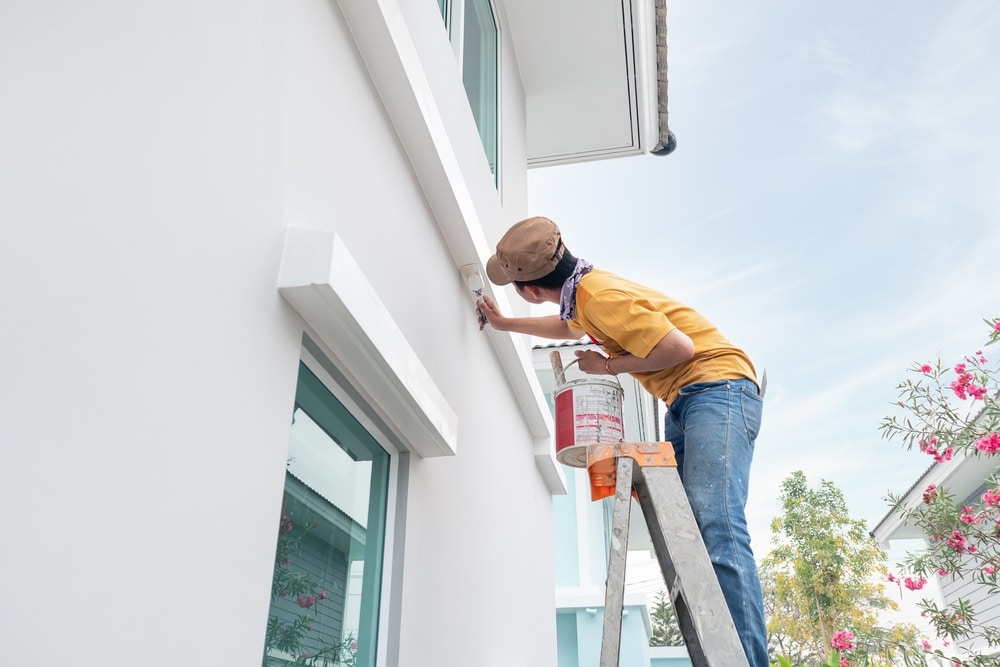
left=440, top=0, right=501, bottom=187
left=264, top=344, right=405, bottom=667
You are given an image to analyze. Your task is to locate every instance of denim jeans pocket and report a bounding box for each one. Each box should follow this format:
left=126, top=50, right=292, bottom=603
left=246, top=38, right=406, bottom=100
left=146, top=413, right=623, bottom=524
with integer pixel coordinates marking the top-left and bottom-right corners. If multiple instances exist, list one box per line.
left=738, top=383, right=763, bottom=438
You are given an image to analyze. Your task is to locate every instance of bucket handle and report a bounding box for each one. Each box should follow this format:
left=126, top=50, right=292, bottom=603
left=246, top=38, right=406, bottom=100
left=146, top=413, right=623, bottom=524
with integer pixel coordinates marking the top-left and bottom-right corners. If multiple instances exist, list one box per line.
left=549, top=351, right=580, bottom=386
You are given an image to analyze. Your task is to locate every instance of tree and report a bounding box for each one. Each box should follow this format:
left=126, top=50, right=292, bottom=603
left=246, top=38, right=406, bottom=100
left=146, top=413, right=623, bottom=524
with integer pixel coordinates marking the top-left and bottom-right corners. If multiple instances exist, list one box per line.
left=762, top=471, right=917, bottom=666
left=649, top=589, right=684, bottom=647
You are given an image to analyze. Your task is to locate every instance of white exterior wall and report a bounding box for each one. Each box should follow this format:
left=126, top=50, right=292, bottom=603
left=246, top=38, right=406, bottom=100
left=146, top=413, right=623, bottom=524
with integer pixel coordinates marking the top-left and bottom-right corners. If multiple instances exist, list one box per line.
left=0, top=2, right=555, bottom=666
left=939, top=566, right=1000, bottom=656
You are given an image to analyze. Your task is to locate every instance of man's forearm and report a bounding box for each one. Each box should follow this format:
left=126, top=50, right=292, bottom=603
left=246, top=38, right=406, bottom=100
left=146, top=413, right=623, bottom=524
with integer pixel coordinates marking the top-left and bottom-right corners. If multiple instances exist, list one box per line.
left=575, top=328, right=695, bottom=376
left=493, top=314, right=574, bottom=339
left=614, top=329, right=694, bottom=373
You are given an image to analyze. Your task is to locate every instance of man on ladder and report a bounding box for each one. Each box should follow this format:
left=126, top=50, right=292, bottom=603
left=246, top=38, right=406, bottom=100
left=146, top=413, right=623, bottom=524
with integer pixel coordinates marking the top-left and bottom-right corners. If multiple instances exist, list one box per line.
left=478, top=216, right=768, bottom=667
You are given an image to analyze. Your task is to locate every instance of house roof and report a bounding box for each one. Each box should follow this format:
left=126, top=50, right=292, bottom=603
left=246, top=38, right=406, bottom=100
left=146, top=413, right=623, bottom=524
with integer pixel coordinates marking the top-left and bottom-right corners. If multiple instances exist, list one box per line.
left=506, top=0, right=675, bottom=166
left=871, top=404, right=999, bottom=546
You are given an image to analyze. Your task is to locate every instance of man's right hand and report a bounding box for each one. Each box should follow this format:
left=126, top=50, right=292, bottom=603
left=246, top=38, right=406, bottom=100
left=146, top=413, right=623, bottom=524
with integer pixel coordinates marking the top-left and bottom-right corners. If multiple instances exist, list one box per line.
left=476, top=294, right=575, bottom=340
left=477, top=294, right=507, bottom=331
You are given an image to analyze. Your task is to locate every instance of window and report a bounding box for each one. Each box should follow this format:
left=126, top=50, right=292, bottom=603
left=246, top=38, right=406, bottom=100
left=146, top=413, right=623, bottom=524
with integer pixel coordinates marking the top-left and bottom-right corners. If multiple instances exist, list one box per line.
left=439, top=0, right=499, bottom=184
left=262, top=361, right=390, bottom=667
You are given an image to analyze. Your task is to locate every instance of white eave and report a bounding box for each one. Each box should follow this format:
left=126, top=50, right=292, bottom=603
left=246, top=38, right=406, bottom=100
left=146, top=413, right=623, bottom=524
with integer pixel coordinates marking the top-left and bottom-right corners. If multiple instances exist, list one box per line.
left=871, top=449, right=1000, bottom=546
left=507, top=0, right=675, bottom=166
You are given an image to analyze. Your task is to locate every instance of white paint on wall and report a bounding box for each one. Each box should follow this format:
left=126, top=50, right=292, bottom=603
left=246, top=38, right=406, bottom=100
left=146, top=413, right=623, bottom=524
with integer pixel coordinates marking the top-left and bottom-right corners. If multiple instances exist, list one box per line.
left=0, top=1, right=560, bottom=666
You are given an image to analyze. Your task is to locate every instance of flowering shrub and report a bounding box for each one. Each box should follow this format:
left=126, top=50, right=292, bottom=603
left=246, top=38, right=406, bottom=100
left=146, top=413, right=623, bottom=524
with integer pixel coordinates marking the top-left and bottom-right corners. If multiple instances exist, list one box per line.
left=264, top=512, right=357, bottom=666
left=870, top=317, right=1000, bottom=666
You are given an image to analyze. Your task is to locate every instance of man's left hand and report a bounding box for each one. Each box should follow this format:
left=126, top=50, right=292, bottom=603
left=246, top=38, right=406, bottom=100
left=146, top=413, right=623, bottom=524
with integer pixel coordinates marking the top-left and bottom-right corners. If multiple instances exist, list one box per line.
left=575, top=349, right=612, bottom=375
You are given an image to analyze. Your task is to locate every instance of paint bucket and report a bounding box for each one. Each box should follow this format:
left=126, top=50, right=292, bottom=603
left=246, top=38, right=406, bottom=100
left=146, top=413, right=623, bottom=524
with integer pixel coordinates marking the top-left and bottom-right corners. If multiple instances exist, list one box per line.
left=554, top=377, right=625, bottom=468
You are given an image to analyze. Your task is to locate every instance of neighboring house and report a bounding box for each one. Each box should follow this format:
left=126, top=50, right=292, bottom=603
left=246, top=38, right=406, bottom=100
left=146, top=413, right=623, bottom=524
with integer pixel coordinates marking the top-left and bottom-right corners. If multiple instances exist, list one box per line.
left=1, top=2, right=674, bottom=667
left=872, top=443, right=1000, bottom=658
left=533, top=342, right=693, bottom=667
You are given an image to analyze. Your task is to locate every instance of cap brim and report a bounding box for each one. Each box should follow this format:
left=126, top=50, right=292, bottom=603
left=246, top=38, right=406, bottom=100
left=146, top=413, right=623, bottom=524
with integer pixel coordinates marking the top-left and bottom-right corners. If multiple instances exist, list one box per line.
left=485, top=254, right=514, bottom=285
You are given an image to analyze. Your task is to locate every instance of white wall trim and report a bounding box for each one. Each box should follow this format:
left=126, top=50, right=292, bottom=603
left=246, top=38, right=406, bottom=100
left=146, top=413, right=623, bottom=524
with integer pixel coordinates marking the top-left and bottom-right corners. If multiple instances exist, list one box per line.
left=278, top=226, right=458, bottom=458
left=333, top=0, right=565, bottom=493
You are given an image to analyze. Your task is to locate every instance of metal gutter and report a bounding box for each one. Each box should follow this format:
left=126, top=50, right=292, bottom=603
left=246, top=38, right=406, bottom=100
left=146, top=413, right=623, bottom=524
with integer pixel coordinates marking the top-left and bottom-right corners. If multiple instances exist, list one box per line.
left=649, top=0, right=677, bottom=156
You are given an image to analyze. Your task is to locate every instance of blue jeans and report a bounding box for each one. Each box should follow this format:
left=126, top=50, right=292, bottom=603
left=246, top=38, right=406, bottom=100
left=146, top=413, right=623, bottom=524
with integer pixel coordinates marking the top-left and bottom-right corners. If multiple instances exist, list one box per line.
left=664, top=378, right=768, bottom=667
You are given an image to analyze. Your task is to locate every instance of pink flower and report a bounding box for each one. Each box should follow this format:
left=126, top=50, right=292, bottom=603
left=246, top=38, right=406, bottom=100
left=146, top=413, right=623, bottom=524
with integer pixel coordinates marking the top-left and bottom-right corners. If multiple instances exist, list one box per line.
left=922, top=639, right=932, bottom=650
left=995, top=322, right=1000, bottom=333
left=350, top=641, right=358, bottom=651
left=319, top=591, right=327, bottom=600
left=937, top=568, right=949, bottom=577
left=887, top=573, right=897, bottom=583
left=960, top=506, right=981, bottom=524
left=951, top=378, right=968, bottom=400
left=840, top=657, right=849, bottom=667
left=983, top=488, right=1000, bottom=507
left=927, top=445, right=954, bottom=463
left=831, top=629, right=855, bottom=651
left=920, top=364, right=933, bottom=373
left=983, top=565, right=996, bottom=575
left=904, top=576, right=927, bottom=591
left=946, top=530, right=976, bottom=554
left=974, top=433, right=1000, bottom=455
left=922, top=484, right=938, bottom=504
left=950, top=361, right=987, bottom=401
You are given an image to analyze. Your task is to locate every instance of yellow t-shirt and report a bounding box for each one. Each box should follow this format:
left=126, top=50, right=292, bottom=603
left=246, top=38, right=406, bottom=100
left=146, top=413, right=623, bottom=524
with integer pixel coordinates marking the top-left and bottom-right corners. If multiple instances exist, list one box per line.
left=566, top=269, right=757, bottom=404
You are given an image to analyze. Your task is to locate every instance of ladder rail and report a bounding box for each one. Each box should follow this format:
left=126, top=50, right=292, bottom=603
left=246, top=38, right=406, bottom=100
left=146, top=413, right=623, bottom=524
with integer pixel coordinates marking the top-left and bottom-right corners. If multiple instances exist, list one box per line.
left=599, top=456, right=634, bottom=666
left=634, top=466, right=749, bottom=666
left=597, top=452, right=750, bottom=667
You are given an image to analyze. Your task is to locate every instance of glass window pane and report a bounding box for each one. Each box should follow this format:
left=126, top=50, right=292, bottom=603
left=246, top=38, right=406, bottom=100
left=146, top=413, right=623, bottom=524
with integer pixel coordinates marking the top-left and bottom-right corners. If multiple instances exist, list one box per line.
left=462, top=0, right=498, bottom=180
left=437, top=0, right=449, bottom=24
left=263, top=362, right=389, bottom=667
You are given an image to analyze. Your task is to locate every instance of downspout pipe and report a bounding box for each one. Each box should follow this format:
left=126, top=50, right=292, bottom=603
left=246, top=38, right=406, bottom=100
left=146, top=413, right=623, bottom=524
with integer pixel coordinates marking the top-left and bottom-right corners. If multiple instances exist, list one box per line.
left=649, top=0, right=677, bottom=156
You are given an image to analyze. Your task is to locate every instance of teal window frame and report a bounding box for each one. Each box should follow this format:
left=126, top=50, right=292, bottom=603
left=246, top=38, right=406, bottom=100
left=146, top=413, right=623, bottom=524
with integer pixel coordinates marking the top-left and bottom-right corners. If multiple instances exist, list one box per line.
left=439, top=0, right=499, bottom=185
left=262, top=361, right=390, bottom=667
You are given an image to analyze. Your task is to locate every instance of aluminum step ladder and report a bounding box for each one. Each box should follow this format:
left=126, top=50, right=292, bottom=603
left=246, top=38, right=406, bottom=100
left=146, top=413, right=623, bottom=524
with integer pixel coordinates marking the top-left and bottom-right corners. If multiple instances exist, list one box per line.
left=590, top=441, right=750, bottom=667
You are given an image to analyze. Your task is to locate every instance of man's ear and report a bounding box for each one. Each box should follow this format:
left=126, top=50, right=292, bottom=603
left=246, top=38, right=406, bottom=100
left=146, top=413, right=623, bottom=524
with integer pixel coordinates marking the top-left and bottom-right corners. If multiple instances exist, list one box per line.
left=520, top=284, right=541, bottom=301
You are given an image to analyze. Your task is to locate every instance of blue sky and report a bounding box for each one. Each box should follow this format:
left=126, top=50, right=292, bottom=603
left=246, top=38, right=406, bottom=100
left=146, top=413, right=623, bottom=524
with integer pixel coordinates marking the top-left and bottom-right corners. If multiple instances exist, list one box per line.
left=527, top=1, right=1000, bottom=567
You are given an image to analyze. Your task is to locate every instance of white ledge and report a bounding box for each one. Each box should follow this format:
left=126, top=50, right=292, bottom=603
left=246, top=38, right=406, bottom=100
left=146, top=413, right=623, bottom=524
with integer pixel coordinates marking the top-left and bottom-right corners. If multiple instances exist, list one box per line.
left=278, top=226, right=458, bottom=458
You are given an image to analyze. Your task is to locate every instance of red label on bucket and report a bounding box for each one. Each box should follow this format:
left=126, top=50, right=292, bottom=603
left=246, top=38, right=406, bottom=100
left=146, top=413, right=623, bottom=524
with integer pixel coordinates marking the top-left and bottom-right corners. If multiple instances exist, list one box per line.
left=555, top=390, right=576, bottom=451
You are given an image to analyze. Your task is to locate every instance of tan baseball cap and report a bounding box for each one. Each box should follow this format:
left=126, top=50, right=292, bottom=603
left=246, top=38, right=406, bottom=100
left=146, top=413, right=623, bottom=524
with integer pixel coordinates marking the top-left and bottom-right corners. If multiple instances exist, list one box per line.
left=486, top=216, right=565, bottom=285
